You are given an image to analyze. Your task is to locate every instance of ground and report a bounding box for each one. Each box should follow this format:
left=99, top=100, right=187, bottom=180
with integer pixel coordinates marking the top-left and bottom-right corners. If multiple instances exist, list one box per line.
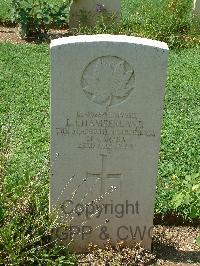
left=77, top=226, right=200, bottom=265
left=153, top=226, right=200, bottom=265
left=0, top=25, right=70, bottom=44
left=0, top=26, right=25, bottom=43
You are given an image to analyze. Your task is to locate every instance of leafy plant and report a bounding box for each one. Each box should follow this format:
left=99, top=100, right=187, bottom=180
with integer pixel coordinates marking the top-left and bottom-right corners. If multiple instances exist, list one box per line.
left=0, top=145, right=77, bottom=261
left=0, top=156, right=77, bottom=265
left=171, top=173, right=200, bottom=218
left=11, top=0, right=70, bottom=39
left=75, top=0, right=200, bottom=48
left=0, top=0, right=199, bottom=47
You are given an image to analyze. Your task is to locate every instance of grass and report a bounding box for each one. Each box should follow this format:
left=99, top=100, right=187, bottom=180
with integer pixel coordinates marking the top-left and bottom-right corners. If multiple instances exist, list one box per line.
left=0, top=44, right=77, bottom=264
left=0, top=0, right=199, bottom=263
left=0, top=44, right=199, bottom=264
left=0, top=43, right=199, bottom=209
left=0, top=44, right=49, bottom=187
left=0, top=0, right=11, bottom=23
left=156, top=48, right=200, bottom=216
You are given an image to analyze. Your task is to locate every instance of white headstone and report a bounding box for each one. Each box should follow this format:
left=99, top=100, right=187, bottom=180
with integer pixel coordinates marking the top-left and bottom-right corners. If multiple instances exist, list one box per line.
left=50, top=35, right=168, bottom=252
left=69, top=0, right=120, bottom=29
left=193, top=0, right=200, bottom=16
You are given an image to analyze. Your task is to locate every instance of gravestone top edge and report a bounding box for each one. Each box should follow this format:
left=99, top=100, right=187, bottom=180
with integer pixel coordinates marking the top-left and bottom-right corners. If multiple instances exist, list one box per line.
left=50, top=34, right=169, bottom=50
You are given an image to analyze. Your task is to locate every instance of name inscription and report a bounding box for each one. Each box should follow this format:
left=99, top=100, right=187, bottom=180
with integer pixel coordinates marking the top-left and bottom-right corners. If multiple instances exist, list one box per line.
left=56, top=112, right=155, bottom=150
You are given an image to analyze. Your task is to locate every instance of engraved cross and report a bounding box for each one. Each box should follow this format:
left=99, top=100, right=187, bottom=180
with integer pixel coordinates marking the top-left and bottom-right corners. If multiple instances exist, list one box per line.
left=86, top=154, right=121, bottom=195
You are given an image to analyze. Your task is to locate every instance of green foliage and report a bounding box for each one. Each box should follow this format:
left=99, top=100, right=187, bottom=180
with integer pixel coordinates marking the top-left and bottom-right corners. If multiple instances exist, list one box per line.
left=75, top=0, right=199, bottom=48
left=0, top=158, right=77, bottom=265
left=155, top=48, right=200, bottom=217
left=122, top=0, right=199, bottom=48
left=0, top=43, right=76, bottom=265
left=77, top=14, right=122, bottom=35
left=0, top=44, right=50, bottom=188
left=171, top=173, right=200, bottom=218
left=11, top=0, right=70, bottom=39
left=0, top=43, right=200, bottom=262
left=0, top=0, right=199, bottom=47
left=0, top=0, right=12, bottom=24
left=124, top=0, right=198, bottom=48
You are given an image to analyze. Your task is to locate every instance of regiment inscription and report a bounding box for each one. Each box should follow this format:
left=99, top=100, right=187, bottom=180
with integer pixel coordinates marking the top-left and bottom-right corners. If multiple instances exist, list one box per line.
left=56, top=111, right=155, bottom=150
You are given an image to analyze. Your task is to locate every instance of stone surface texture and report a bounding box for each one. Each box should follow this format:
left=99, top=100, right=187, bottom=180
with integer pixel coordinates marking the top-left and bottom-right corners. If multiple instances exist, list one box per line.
left=50, top=35, right=168, bottom=252
left=193, top=0, right=200, bottom=16
left=69, top=0, right=120, bottom=28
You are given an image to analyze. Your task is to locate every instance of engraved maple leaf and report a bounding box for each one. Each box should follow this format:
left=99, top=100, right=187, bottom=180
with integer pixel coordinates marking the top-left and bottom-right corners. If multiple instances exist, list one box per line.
left=83, top=58, right=134, bottom=107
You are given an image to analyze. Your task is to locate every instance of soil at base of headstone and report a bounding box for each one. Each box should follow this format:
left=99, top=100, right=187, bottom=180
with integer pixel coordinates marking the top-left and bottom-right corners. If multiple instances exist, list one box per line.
left=0, top=25, right=70, bottom=44
left=78, top=225, right=200, bottom=265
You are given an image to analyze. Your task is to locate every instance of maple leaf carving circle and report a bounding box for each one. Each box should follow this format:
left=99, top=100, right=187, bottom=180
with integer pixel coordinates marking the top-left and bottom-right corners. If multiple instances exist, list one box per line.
left=81, top=56, right=135, bottom=107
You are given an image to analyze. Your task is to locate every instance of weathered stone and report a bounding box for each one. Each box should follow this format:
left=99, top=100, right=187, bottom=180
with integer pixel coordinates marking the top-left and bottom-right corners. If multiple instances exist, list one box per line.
left=193, top=0, right=200, bottom=16
left=69, top=0, right=120, bottom=29
left=50, top=35, right=168, bottom=252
